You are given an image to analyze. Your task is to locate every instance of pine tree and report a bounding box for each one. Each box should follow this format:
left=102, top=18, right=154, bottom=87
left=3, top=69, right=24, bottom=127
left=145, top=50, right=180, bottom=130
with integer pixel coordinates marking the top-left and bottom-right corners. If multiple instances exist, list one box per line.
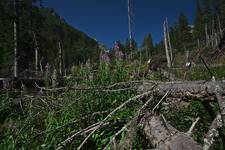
left=124, top=38, right=137, bottom=54
left=218, top=0, right=225, bottom=27
left=142, top=34, right=154, bottom=58
left=177, top=13, right=192, bottom=51
left=0, top=0, right=98, bottom=76
left=193, top=1, right=205, bottom=42
left=203, top=0, right=212, bottom=23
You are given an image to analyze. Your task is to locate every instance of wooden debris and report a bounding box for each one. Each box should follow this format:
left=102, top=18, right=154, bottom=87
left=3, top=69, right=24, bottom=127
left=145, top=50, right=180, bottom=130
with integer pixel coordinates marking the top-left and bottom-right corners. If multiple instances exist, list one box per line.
left=138, top=80, right=225, bottom=100
left=203, top=113, right=223, bottom=150
left=139, top=112, right=203, bottom=150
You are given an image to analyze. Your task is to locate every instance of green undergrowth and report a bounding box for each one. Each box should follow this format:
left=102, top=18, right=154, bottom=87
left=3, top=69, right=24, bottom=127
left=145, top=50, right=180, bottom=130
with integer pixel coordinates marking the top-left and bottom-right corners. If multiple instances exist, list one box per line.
left=0, top=61, right=225, bottom=149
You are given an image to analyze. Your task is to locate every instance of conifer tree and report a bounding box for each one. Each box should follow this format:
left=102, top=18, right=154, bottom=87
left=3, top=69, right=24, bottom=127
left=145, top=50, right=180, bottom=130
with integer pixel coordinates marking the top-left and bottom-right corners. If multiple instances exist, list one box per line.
left=177, top=13, right=192, bottom=51
left=142, top=34, right=154, bottom=58
left=193, top=1, right=205, bottom=42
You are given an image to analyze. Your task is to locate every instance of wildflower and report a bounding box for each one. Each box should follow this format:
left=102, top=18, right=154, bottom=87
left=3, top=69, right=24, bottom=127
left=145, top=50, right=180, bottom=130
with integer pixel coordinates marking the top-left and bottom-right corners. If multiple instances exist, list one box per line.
left=99, top=51, right=110, bottom=63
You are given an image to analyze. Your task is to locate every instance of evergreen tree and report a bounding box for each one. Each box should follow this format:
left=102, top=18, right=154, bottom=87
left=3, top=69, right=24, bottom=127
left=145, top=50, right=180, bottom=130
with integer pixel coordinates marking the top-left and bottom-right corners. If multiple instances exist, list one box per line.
left=218, top=0, right=225, bottom=26
left=124, top=38, right=137, bottom=55
left=154, top=41, right=164, bottom=55
left=177, top=13, right=193, bottom=51
left=203, top=0, right=212, bottom=24
left=141, top=34, right=154, bottom=58
left=0, top=0, right=98, bottom=76
left=0, top=0, right=14, bottom=76
left=193, top=1, right=205, bottom=42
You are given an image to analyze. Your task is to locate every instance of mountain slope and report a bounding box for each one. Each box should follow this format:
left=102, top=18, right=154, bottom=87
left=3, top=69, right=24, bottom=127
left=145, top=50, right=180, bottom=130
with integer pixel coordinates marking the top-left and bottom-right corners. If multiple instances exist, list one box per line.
left=0, top=0, right=99, bottom=77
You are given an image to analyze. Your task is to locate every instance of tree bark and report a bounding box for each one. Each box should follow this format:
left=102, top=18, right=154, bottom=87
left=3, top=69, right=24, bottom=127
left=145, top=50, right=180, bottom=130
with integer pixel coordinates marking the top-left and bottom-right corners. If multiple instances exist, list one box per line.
left=163, top=21, right=171, bottom=68
left=139, top=112, right=202, bottom=150
left=203, top=113, right=223, bottom=150
left=137, top=80, right=225, bottom=100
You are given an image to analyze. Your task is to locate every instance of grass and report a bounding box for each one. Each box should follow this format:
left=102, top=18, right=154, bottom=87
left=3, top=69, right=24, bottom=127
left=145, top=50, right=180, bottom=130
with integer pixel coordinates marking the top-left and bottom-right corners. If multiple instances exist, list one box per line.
left=0, top=60, right=225, bottom=149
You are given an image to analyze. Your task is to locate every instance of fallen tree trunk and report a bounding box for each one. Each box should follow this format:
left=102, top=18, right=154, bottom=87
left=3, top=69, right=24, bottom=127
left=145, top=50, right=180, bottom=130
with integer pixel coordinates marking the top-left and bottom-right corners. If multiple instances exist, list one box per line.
left=137, top=80, right=225, bottom=100
left=139, top=112, right=203, bottom=150
left=203, top=113, right=223, bottom=150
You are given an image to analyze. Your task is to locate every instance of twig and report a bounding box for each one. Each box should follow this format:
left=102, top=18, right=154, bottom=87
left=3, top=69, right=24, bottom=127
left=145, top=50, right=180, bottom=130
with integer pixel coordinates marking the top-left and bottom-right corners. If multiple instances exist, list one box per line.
left=57, top=121, right=110, bottom=150
left=199, top=55, right=214, bottom=78
left=34, top=81, right=134, bottom=92
left=56, top=122, right=100, bottom=150
left=104, top=91, right=170, bottom=150
left=186, top=117, right=200, bottom=137
left=152, top=91, right=170, bottom=112
left=103, top=96, right=155, bottom=150
left=35, top=111, right=109, bottom=138
left=107, top=80, right=156, bottom=89
left=77, top=90, right=154, bottom=150
left=103, top=120, right=132, bottom=150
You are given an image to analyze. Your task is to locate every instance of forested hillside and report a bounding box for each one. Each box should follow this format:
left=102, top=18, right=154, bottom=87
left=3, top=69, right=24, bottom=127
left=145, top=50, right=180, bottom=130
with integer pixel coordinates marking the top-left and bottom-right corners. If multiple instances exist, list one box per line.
left=0, top=0, right=99, bottom=77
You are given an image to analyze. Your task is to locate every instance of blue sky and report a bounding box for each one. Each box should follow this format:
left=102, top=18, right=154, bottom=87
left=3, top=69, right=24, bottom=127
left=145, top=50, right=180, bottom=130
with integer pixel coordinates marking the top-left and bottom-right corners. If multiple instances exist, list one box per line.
left=44, top=0, right=197, bottom=48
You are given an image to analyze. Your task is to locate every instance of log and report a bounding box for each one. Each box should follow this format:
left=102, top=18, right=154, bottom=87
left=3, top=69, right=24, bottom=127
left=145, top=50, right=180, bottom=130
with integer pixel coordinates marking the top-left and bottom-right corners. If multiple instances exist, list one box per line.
left=139, top=112, right=203, bottom=150
left=203, top=113, right=223, bottom=150
left=137, top=80, right=225, bottom=100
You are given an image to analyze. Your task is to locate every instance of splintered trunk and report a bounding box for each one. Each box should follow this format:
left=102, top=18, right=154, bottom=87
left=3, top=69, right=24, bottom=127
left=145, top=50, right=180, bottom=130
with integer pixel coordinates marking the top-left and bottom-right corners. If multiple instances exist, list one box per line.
left=163, top=21, right=171, bottom=68
left=14, top=21, right=18, bottom=78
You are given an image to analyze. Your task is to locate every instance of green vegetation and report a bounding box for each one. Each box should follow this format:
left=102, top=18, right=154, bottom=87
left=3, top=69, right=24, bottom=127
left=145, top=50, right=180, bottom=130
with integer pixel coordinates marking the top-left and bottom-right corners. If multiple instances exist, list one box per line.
left=0, top=0, right=225, bottom=149
left=0, top=0, right=98, bottom=77
left=0, top=61, right=225, bottom=149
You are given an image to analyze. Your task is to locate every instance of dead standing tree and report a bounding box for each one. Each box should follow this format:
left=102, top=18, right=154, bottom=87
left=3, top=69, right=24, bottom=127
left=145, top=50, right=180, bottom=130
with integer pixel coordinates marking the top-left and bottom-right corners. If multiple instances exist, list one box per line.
left=163, top=18, right=173, bottom=68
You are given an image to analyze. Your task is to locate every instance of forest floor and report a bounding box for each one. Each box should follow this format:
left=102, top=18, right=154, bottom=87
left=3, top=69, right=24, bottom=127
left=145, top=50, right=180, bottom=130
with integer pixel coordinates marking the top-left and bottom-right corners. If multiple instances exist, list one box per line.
left=0, top=61, right=225, bottom=150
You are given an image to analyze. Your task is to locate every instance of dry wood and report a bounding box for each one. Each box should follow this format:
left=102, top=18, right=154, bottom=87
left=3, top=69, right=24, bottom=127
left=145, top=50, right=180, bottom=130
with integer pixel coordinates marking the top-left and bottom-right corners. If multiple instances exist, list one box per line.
left=139, top=112, right=203, bottom=150
left=103, top=96, right=154, bottom=150
left=163, top=20, right=171, bottom=68
left=77, top=90, right=155, bottom=150
left=186, top=117, right=200, bottom=137
left=138, top=80, right=225, bottom=100
left=104, top=92, right=169, bottom=150
left=35, top=111, right=109, bottom=138
left=34, top=81, right=135, bottom=92
left=56, top=122, right=106, bottom=150
left=203, top=113, right=223, bottom=150
left=213, top=81, right=225, bottom=123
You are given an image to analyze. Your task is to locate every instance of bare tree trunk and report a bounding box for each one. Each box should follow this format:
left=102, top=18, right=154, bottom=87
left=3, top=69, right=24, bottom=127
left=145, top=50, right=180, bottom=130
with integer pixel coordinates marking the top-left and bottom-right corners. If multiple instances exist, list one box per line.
left=127, top=0, right=132, bottom=51
left=217, top=16, right=223, bottom=38
left=137, top=80, right=225, bottom=99
left=203, top=113, right=223, bottom=150
left=211, top=20, right=215, bottom=47
left=14, top=21, right=18, bottom=78
left=205, top=24, right=209, bottom=46
left=166, top=18, right=173, bottom=65
left=139, top=113, right=202, bottom=150
left=33, top=32, right=38, bottom=75
left=58, top=41, right=63, bottom=77
left=214, top=82, right=225, bottom=123
left=197, top=39, right=200, bottom=48
left=39, top=57, right=43, bottom=73
left=163, top=21, right=171, bottom=68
